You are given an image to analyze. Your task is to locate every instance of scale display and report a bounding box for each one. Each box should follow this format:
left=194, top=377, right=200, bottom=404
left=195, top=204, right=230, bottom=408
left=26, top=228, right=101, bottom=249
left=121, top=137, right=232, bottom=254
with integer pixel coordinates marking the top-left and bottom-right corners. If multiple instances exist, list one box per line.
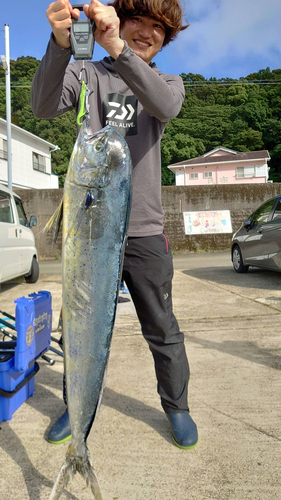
left=70, top=4, right=95, bottom=60
left=73, top=23, right=89, bottom=33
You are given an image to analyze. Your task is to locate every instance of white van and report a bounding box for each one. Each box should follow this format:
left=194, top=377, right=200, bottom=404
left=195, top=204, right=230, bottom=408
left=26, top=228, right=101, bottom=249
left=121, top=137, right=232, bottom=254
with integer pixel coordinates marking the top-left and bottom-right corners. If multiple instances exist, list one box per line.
left=0, top=184, right=39, bottom=284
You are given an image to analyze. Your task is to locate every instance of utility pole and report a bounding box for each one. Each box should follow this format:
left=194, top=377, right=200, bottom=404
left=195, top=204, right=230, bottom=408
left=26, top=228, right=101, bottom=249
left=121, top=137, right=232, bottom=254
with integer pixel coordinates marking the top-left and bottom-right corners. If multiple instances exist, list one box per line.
left=1, top=24, right=12, bottom=189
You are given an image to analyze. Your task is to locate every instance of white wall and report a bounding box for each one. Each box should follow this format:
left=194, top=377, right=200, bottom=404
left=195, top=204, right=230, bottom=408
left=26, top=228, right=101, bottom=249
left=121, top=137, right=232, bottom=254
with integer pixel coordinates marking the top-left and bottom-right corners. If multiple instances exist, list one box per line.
left=0, top=120, right=58, bottom=189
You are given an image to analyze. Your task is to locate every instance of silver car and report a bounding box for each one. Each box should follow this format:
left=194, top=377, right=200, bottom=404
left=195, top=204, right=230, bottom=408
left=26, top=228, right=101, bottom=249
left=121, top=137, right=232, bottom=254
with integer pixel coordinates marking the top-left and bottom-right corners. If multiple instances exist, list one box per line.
left=231, top=194, right=281, bottom=273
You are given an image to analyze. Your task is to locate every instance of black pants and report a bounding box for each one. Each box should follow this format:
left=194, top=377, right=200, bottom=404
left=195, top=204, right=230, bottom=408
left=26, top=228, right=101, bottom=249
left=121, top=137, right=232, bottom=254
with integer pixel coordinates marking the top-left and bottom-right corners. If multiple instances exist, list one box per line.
left=63, top=234, right=190, bottom=413
left=122, top=234, right=190, bottom=413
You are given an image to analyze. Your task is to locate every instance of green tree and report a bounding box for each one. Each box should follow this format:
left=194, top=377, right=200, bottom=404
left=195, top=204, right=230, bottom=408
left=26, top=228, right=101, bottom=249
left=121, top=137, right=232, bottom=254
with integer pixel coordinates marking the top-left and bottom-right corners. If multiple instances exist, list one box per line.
left=163, top=67, right=281, bottom=182
left=1, top=59, right=281, bottom=184
left=226, top=86, right=248, bottom=106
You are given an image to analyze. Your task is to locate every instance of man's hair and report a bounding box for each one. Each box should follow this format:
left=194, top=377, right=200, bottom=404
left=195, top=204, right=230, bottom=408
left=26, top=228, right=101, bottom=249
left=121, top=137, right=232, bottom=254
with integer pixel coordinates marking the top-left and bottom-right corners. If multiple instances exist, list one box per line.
left=108, top=0, right=188, bottom=47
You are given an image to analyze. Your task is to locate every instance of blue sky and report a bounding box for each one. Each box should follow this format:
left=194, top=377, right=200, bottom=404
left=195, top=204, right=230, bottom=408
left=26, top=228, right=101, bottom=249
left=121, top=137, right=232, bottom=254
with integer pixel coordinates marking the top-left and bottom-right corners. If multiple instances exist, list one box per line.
left=1, top=0, right=281, bottom=79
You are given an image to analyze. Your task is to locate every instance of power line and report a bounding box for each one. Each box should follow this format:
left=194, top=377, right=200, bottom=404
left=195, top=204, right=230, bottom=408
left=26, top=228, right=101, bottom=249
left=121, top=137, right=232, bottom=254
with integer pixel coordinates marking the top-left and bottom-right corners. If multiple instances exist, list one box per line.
left=184, top=80, right=281, bottom=87
left=0, top=79, right=281, bottom=89
left=0, top=85, right=31, bottom=88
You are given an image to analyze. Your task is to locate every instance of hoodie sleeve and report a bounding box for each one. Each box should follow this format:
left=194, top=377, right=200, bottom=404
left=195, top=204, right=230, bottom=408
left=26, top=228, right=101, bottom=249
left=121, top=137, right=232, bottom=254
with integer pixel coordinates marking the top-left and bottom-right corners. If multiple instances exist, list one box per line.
left=112, top=42, right=185, bottom=123
left=31, top=35, right=82, bottom=119
left=31, top=37, right=184, bottom=123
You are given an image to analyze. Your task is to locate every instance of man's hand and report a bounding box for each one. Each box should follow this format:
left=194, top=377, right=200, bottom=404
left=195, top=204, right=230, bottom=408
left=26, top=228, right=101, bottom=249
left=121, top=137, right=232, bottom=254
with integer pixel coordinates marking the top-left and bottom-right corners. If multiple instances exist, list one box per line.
left=46, top=0, right=80, bottom=49
left=84, top=0, right=124, bottom=59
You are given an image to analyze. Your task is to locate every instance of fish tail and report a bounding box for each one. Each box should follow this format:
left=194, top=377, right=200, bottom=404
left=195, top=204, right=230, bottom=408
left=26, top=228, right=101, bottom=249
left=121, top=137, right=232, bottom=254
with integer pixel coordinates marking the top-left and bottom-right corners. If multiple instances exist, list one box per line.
left=49, top=458, right=71, bottom=500
left=49, top=443, right=103, bottom=500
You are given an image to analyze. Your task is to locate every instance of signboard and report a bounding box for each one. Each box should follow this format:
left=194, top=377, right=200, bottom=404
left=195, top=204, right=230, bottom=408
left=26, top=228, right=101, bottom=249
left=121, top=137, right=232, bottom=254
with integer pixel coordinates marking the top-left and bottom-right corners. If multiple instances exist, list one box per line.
left=183, top=210, right=232, bottom=235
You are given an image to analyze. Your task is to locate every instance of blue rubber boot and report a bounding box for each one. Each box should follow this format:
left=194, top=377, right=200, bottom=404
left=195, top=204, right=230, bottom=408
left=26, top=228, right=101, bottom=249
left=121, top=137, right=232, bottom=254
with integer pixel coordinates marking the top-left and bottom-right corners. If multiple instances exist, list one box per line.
left=48, top=409, right=72, bottom=444
left=166, top=412, right=198, bottom=449
left=120, top=281, right=130, bottom=294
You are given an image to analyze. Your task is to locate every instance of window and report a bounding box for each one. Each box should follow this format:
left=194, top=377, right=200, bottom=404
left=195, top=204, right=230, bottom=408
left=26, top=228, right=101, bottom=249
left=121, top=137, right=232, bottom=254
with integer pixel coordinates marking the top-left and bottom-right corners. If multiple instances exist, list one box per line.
left=272, top=199, right=281, bottom=220
left=0, top=139, right=7, bottom=160
left=190, top=173, right=198, bottom=180
left=237, top=165, right=267, bottom=179
left=33, top=152, right=46, bottom=173
left=15, top=197, right=29, bottom=226
left=204, top=172, right=213, bottom=178
left=251, top=199, right=276, bottom=226
left=237, top=166, right=254, bottom=178
left=0, top=191, right=14, bottom=223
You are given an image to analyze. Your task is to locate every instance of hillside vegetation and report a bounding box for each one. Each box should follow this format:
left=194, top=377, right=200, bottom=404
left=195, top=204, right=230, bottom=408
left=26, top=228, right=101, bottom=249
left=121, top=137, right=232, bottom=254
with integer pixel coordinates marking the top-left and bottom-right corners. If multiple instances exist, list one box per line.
left=1, top=57, right=280, bottom=186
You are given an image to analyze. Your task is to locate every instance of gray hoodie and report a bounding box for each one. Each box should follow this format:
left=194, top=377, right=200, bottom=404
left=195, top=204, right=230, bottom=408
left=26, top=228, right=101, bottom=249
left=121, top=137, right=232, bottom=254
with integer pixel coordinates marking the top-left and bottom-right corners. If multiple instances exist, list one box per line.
left=31, top=37, right=185, bottom=237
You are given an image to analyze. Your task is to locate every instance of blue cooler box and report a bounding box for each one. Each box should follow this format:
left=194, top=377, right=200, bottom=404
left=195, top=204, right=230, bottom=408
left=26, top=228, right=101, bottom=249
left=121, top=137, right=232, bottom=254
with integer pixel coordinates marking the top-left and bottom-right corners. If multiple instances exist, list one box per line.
left=0, top=291, right=52, bottom=422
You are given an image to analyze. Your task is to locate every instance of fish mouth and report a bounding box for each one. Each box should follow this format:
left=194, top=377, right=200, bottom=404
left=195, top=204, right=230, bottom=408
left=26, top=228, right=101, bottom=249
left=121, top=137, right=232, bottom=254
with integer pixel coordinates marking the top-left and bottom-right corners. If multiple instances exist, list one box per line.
left=74, top=171, right=110, bottom=188
left=73, top=161, right=110, bottom=188
left=79, top=163, right=106, bottom=173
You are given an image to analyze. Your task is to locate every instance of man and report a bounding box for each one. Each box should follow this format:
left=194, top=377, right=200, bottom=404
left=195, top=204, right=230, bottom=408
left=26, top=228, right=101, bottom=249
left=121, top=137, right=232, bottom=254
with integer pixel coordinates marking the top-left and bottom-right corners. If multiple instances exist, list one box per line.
left=31, top=0, right=198, bottom=450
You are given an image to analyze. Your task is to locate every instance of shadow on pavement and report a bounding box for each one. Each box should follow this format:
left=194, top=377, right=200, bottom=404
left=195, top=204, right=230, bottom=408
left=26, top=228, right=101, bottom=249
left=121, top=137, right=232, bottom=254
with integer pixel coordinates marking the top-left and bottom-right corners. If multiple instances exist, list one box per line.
left=0, top=280, right=24, bottom=293
left=0, top=363, right=80, bottom=500
left=102, top=387, right=170, bottom=443
left=24, top=364, right=171, bottom=445
left=185, top=334, right=281, bottom=371
left=25, top=363, right=65, bottom=440
left=0, top=424, right=55, bottom=500
left=183, top=266, right=281, bottom=291
left=0, top=423, right=79, bottom=500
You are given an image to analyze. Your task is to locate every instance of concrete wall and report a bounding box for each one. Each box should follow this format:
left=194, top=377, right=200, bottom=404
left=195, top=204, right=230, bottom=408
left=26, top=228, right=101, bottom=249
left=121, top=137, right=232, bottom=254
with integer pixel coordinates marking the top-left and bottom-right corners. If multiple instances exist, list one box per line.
left=162, top=184, right=281, bottom=252
left=15, top=183, right=281, bottom=259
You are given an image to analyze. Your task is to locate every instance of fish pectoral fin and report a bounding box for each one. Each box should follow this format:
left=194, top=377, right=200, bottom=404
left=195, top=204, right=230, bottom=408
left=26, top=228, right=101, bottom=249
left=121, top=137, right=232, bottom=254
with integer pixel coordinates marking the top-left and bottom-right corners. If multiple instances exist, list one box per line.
left=42, top=197, right=64, bottom=245
left=49, top=443, right=103, bottom=500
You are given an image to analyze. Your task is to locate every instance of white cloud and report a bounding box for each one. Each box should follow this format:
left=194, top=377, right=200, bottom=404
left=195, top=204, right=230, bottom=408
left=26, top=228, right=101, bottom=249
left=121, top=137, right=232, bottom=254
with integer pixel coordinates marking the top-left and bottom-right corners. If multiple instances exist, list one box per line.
left=173, top=0, right=281, bottom=76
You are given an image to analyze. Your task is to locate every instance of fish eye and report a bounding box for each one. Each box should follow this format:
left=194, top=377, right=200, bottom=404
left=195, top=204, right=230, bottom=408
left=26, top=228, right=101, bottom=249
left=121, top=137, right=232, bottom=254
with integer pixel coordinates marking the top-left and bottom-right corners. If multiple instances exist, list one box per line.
left=95, top=141, right=103, bottom=152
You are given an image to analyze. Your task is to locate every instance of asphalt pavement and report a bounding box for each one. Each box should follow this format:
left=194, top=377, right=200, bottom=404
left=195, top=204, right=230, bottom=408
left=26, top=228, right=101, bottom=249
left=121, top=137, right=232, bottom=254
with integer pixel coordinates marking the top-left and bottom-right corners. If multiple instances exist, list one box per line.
left=38, top=251, right=233, bottom=275
left=0, top=251, right=280, bottom=500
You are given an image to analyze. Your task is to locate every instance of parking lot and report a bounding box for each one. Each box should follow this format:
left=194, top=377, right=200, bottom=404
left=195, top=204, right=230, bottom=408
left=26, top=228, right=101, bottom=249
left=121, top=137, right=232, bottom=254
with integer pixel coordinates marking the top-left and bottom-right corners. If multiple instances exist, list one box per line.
left=0, top=251, right=280, bottom=500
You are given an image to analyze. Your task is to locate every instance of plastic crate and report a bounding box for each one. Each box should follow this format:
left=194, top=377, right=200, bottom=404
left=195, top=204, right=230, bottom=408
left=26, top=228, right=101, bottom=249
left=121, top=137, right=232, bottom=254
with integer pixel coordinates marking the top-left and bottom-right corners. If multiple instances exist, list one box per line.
left=14, top=291, right=52, bottom=372
left=0, top=291, right=52, bottom=422
left=0, top=362, right=39, bottom=422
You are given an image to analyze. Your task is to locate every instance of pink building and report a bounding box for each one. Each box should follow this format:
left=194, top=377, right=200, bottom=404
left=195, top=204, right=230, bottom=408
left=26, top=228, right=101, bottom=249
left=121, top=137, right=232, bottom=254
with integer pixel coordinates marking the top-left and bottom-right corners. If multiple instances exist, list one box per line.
left=168, top=147, right=271, bottom=186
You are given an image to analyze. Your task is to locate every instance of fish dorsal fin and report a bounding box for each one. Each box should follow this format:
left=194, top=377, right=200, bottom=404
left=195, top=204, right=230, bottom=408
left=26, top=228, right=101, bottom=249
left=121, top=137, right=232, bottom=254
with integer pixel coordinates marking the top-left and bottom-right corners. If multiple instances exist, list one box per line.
left=43, top=197, right=64, bottom=244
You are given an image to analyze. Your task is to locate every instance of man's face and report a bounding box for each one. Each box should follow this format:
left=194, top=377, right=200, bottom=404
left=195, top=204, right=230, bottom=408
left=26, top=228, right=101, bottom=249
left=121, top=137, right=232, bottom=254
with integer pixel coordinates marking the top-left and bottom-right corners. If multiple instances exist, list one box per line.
left=120, top=16, right=166, bottom=64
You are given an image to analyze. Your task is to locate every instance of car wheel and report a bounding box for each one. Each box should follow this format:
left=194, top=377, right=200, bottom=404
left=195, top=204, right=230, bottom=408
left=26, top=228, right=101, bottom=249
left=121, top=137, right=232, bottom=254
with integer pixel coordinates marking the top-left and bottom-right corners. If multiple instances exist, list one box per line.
left=232, top=245, right=249, bottom=273
left=25, top=257, right=39, bottom=283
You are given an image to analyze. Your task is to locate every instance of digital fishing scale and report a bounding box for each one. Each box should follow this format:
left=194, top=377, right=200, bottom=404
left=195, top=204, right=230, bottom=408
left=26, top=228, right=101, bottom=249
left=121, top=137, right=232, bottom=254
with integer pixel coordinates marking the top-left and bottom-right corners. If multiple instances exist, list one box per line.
left=70, top=4, right=95, bottom=60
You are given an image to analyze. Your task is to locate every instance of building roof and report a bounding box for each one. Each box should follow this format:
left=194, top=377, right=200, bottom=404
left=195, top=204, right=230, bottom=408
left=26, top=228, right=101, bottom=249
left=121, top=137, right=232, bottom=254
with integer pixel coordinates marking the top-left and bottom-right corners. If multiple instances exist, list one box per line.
left=0, top=118, right=58, bottom=150
left=168, top=148, right=270, bottom=170
left=203, top=147, right=238, bottom=157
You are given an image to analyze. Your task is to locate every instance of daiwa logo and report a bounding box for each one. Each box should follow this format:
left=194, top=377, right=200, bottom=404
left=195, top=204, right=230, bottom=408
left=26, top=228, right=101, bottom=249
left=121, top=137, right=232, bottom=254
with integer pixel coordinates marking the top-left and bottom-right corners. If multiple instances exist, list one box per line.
left=103, top=93, right=138, bottom=137
left=106, top=102, right=135, bottom=121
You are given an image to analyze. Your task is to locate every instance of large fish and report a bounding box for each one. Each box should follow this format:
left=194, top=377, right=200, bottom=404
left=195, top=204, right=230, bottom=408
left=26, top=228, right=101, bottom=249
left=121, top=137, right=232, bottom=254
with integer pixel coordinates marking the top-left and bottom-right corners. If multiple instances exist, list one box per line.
left=49, top=118, right=132, bottom=500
